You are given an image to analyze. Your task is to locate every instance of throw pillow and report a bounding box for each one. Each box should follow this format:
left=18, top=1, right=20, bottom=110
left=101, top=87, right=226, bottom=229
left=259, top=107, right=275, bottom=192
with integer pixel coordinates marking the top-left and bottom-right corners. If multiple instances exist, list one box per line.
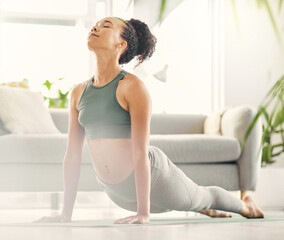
left=0, top=86, right=60, bottom=134
left=203, top=106, right=232, bottom=135
left=0, top=79, right=30, bottom=135
left=0, top=118, right=10, bottom=135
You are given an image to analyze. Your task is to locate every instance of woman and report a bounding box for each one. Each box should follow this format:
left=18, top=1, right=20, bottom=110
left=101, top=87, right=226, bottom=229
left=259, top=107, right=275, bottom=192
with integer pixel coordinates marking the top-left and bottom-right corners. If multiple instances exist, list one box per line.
left=34, top=17, right=264, bottom=224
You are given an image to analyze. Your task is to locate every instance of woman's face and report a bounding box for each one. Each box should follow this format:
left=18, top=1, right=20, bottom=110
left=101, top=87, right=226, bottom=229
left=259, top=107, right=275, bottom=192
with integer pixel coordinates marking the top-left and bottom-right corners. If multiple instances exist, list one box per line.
left=87, top=17, right=127, bottom=55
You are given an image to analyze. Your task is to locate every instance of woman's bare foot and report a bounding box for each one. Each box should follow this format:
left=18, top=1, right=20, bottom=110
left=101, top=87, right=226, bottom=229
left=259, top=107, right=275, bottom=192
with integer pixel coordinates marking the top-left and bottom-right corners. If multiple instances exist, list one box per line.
left=240, top=195, right=265, bottom=218
left=199, top=209, right=232, bottom=218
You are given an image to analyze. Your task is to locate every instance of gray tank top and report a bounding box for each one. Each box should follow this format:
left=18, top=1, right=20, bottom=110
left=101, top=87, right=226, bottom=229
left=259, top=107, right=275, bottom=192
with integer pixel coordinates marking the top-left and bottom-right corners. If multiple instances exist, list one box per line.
left=77, top=69, right=131, bottom=140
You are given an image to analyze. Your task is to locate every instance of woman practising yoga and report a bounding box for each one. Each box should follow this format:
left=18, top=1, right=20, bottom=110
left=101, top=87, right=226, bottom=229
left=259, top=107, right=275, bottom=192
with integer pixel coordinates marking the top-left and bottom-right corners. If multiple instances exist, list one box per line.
left=35, top=17, right=264, bottom=224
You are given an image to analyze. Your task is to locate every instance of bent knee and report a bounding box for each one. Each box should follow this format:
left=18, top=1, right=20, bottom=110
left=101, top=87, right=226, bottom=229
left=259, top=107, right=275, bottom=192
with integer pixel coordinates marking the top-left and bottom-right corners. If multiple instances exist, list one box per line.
left=188, top=186, right=213, bottom=211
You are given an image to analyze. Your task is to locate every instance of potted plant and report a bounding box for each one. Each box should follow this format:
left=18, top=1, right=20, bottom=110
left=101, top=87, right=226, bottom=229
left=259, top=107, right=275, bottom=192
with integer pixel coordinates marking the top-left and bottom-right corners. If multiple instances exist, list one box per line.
left=240, top=75, right=284, bottom=167
left=43, top=77, right=76, bottom=109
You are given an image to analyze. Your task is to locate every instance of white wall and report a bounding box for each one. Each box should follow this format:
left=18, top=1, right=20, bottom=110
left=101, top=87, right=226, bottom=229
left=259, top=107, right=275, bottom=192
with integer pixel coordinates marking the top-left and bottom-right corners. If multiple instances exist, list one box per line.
left=129, top=0, right=212, bottom=115
left=224, top=0, right=284, bottom=108
left=224, top=0, right=284, bottom=168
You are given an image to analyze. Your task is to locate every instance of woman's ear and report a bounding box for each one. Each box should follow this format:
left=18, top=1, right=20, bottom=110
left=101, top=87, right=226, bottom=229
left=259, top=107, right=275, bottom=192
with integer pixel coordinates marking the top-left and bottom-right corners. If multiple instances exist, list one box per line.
left=117, top=41, right=127, bottom=54
left=120, top=41, right=127, bottom=49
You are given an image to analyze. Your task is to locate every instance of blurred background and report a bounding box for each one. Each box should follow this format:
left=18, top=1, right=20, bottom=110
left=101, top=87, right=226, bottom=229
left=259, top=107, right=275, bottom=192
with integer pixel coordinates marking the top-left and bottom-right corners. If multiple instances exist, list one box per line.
left=0, top=0, right=283, bottom=219
left=1, top=0, right=283, bottom=114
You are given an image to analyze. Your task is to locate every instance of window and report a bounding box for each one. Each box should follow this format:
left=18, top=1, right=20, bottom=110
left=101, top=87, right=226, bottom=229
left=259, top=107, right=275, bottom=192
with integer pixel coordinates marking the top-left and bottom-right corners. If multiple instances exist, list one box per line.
left=0, top=22, right=89, bottom=95
left=0, top=0, right=97, bottom=99
left=1, top=0, right=88, bottom=15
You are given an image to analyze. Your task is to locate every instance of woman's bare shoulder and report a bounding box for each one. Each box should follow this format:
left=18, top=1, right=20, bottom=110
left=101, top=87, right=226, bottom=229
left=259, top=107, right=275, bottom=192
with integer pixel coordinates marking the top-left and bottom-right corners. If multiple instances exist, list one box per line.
left=124, top=72, right=147, bottom=90
left=124, top=72, right=144, bottom=86
left=71, top=79, right=88, bottom=92
left=72, top=79, right=89, bottom=110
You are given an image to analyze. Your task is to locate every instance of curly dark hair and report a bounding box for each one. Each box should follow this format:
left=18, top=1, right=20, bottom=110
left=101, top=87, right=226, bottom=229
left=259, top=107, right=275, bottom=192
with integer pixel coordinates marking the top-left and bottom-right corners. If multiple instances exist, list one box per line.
left=116, top=17, right=158, bottom=68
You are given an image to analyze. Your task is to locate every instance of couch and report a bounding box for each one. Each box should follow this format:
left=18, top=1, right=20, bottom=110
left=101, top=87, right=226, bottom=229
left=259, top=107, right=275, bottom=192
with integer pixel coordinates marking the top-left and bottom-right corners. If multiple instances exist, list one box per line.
left=0, top=104, right=262, bottom=208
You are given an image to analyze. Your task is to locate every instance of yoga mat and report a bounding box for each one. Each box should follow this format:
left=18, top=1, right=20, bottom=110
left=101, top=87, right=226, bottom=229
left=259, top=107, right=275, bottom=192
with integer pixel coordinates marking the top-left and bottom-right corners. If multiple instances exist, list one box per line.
left=1, top=216, right=284, bottom=227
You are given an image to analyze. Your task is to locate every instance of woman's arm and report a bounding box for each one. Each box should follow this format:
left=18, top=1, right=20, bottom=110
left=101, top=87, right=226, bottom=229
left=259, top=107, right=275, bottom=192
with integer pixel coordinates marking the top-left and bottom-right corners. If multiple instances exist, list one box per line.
left=61, top=156, right=83, bottom=219
left=61, top=86, right=86, bottom=219
left=114, top=76, right=152, bottom=224
left=33, top=86, right=86, bottom=223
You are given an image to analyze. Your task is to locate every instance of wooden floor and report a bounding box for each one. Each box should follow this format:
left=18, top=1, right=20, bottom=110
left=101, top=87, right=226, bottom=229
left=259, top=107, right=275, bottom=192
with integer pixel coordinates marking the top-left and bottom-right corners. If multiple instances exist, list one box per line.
left=0, top=207, right=284, bottom=240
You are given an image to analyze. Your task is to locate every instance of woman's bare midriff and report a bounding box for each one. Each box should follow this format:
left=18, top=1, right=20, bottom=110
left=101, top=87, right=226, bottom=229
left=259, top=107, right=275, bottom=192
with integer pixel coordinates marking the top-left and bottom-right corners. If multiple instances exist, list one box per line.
left=87, top=138, right=135, bottom=184
left=76, top=72, right=135, bottom=185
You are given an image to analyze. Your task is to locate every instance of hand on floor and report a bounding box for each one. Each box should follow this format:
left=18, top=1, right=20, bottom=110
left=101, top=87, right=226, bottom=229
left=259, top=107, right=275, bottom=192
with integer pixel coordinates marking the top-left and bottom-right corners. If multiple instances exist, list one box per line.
left=114, top=213, right=150, bottom=224
left=32, top=214, right=71, bottom=223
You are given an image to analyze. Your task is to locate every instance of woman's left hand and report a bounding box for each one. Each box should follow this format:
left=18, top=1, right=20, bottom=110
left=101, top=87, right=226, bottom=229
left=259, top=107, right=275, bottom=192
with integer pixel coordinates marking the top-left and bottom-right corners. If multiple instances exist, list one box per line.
left=113, top=213, right=150, bottom=224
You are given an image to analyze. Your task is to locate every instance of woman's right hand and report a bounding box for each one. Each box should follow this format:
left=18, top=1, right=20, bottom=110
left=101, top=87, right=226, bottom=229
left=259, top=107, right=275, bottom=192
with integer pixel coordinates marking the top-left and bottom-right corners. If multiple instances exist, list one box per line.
left=32, top=213, right=71, bottom=223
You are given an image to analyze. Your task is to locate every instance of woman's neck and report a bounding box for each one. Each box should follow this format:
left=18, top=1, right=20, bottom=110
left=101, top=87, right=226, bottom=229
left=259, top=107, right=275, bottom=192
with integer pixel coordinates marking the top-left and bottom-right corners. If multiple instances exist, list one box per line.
left=93, top=64, right=122, bottom=85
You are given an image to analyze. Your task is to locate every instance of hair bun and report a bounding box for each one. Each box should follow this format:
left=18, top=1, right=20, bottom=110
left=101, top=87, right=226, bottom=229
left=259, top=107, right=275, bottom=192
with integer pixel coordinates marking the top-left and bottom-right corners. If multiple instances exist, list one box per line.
left=128, top=19, right=156, bottom=57
left=119, top=17, right=157, bottom=68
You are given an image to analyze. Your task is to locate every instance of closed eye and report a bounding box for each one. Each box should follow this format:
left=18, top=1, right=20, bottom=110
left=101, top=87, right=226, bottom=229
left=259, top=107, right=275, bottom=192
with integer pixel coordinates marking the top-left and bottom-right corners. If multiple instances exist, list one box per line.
left=90, top=25, right=110, bottom=32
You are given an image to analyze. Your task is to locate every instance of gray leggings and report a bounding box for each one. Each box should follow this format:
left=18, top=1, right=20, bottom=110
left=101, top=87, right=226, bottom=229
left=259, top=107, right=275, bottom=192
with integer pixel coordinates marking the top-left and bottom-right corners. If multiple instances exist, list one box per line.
left=96, top=145, right=243, bottom=214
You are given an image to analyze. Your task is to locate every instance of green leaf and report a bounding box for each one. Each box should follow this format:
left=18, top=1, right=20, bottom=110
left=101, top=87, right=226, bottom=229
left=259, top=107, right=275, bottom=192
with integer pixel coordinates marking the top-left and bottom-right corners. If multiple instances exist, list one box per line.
left=267, top=143, right=272, bottom=160
left=279, top=99, right=284, bottom=145
left=237, top=75, right=284, bottom=166
left=269, top=98, right=281, bottom=128
left=263, top=0, right=282, bottom=44
left=260, top=82, right=279, bottom=108
left=43, top=80, right=53, bottom=91
left=261, top=145, right=268, bottom=164
left=272, top=106, right=284, bottom=128
left=263, top=129, right=270, bottom=143
left=261, top=107, right=270, bottom=125
left=279, top=0, right=283, bottom=14
left=158, top=0, right=167, bottom=27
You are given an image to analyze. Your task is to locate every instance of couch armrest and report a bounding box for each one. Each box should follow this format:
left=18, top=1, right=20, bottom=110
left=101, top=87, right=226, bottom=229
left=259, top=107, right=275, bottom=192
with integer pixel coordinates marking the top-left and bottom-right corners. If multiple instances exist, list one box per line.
left=221, top=105, right=263, bottom=191
left=150, top=113, right=207, bottom=134
left=49, top=108, right=69, bottom=134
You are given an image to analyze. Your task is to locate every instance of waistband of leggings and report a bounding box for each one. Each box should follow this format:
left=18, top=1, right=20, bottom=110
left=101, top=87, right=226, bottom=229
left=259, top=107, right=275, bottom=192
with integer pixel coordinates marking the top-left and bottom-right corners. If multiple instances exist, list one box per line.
left=96, top=169, right=135, bottom=189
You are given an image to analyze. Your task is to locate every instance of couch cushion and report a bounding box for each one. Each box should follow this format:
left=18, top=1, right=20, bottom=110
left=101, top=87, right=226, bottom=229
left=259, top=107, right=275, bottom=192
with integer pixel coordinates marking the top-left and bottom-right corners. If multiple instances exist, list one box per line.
left=0, top=133, right=240, bottom=165
left=0, top=87, right=60, bottom=134
left=149, top=134, right=241, bottom=163
left=0, top=134, right=92, bottom=164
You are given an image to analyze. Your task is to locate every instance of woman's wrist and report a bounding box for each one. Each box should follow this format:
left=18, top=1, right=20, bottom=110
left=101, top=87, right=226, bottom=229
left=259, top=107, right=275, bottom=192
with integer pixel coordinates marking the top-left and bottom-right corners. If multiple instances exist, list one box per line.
left=61, top=210, right=72, bottom=219
left=137, top=211, right=150, bottom=217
